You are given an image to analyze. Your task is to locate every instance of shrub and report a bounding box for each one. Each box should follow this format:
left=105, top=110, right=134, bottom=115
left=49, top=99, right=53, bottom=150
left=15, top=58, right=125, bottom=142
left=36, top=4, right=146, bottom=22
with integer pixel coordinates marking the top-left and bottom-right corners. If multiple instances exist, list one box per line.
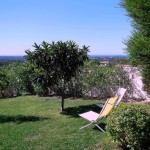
left=0, top=67, right=10, bottom=98
left=33, top=83, right=49, bottom=96
left=7, top=62, right=35, bottom=96
left=106, top=104, right=150, bottom=150
left=80, top=61, right=134, bottom=99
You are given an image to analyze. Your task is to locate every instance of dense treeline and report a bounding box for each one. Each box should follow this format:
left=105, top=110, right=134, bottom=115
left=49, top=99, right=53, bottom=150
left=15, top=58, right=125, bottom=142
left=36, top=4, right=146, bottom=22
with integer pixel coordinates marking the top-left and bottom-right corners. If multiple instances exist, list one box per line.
left=0, top=60, right=133, bottom=98
left=110, top=58, right=130, bottom=65
left=0, top=42, right=133, bottom=103
left=120, top=0, right=150, bottom=94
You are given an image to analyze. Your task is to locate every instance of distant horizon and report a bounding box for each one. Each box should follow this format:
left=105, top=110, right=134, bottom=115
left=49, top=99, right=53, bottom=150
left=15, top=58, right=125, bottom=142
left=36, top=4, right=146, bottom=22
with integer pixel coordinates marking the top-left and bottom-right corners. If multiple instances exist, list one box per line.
left=0, top=54, right=128, bottom=57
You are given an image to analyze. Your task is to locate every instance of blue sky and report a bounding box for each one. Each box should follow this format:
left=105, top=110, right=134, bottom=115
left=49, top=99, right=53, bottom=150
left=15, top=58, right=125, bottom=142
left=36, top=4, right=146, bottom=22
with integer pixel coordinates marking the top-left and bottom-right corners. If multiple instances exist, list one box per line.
left=0, top=0, right=132, bottom=56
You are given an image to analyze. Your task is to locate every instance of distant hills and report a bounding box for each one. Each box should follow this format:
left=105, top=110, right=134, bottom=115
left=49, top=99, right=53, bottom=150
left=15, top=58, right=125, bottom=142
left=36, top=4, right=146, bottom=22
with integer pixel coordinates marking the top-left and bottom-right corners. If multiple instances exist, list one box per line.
left=89, top=54, right=128, bottom=59
left=0, top=55, right=129, bottom=67
left=0, top=56, right=25, bottom=61
left=0, top=54, right=128, bottom=61
left=0, top=56, right=25, bottom=66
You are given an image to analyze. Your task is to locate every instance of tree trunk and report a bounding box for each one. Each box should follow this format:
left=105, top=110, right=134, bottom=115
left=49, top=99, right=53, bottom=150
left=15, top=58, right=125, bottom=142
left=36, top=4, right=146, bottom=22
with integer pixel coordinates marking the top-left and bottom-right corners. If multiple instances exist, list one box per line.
left=61, top=82, right=65, bottom=112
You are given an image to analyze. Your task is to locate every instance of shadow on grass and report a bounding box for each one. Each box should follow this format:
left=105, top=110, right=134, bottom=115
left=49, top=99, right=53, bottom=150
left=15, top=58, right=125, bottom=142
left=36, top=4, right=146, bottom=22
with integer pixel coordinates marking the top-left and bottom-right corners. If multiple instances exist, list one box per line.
left=0, top=115, right=49, bottom=124
left=93, top=122, right=106, bottom=132
left=61, top=104, right=102, bottom=118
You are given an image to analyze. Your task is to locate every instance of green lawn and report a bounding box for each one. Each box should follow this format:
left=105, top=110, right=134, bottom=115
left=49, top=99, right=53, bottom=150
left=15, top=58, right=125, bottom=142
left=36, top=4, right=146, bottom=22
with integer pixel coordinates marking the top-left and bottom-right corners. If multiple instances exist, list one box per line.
left=0, top=96, right=149, bottom=150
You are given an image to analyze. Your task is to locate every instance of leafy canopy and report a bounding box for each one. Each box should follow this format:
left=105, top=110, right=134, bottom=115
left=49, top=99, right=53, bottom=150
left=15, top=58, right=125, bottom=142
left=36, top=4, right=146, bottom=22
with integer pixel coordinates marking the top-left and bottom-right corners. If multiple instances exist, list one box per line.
left=120, top=0, right=150, bottom=93
left=25, top=40, right=89, bottom=111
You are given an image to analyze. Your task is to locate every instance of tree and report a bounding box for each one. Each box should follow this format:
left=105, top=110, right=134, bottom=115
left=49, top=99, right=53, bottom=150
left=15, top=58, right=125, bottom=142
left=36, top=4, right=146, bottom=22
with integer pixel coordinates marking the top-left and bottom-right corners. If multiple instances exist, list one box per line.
left=25, top=41, right=89, bottom=111
left=120, top=0, right=150, bottom=93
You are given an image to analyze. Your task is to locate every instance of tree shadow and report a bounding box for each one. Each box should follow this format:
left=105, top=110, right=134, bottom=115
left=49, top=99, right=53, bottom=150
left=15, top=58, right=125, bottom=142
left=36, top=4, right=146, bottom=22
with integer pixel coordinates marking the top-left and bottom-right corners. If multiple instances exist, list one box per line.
left=61, top=104, right=102, bottom=118
left=0, top=115, right=49, bottom=124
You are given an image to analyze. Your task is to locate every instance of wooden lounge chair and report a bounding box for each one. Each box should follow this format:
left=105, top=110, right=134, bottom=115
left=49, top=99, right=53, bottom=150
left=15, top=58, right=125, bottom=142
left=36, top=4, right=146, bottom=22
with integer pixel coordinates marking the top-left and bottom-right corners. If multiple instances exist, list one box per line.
left=96, top=88, right=126, bottom=108
left=79, top=96, right=118, bottom=132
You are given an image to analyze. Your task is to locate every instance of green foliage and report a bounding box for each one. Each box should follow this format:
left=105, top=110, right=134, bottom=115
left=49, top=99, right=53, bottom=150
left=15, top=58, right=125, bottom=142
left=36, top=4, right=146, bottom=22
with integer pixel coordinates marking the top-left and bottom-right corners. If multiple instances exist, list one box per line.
left=120, top=0, right=150, bottom=94
left=142, top=65, right=150, bottom=93
left=120, top=0, right=150, bottom=36
left=67, top=77, right=83, bottom=98
left=0, top=67, right=9, bottom=98
left=25, top=41, right=89, bottom=111
left=32, top=82, right=49, bottom=96
left=124, top=32, right=150, bottom=66
left=106, top=104, right=150, bottom=149
left=25, top=41, right=89, bottom=87
left=110, top=58, right=130, bottom=65
left=80, top=61, right=133, bottom=99
left=6, top=62, right=35, bottom=96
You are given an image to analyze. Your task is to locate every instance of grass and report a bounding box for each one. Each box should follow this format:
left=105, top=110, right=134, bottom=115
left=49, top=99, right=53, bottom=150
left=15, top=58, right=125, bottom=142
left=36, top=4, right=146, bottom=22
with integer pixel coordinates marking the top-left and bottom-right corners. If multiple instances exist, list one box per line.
left=0, top=96, right=150, bottom=150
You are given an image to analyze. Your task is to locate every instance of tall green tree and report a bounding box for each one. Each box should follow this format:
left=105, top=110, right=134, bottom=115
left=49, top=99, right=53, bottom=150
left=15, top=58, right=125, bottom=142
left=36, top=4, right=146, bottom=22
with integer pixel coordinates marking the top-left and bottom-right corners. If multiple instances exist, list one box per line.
left=120, top=0, right=150, bottom=93
left=25, top=41, right=89, bottom=111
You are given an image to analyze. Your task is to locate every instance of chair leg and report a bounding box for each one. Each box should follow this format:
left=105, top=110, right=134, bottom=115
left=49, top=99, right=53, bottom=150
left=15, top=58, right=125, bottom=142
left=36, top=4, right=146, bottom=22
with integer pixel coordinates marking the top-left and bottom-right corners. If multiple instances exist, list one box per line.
left=95, top=124, right=105, bottom=132
left=80, top=122, right=93, bottom=129
left=80, top=122, right=105, bottom=132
